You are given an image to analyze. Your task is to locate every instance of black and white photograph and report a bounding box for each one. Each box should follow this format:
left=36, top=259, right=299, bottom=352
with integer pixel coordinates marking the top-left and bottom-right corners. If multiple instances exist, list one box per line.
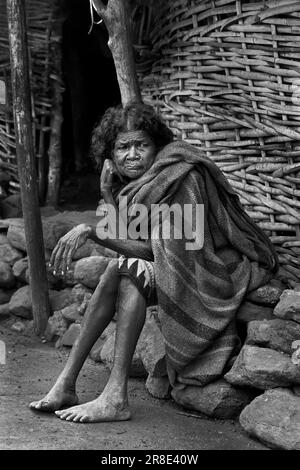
left=0, top=0, right=300, bottom=455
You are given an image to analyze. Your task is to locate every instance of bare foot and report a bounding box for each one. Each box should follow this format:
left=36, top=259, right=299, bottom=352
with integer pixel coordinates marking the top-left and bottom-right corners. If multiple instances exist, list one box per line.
left=29, top=382, right=78, bottom=413
left=55, top=392, right=131, bottom=423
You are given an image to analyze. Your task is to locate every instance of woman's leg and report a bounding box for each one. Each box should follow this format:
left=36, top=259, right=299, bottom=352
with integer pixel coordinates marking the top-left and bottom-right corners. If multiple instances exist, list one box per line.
left=55, top=276, right=147, bottom=423
left=29, top=259, right=120, bottom=412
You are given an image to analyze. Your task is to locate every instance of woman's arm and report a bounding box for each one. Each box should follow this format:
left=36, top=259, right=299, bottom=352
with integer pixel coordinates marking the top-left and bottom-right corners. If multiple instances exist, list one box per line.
left=97, top=159, right=153, bottom=260
left=49, top=222, right=153, bottom=276
left=88, top=225, right=154, bottom=261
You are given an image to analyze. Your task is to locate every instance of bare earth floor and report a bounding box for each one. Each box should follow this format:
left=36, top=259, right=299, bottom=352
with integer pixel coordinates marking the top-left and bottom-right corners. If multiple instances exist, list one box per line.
left=0, top=323, right=267, bottom=451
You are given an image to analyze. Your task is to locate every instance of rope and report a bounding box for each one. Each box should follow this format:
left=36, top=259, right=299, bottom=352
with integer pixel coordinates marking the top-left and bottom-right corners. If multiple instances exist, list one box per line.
left=88, top=0, right=103, bottom=35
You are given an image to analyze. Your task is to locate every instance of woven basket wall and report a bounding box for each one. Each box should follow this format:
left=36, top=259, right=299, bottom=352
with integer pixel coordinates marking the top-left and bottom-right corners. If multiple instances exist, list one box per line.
left=0, top=0, right=61, bottom=196
left=139, top=0, right=300, bottom=287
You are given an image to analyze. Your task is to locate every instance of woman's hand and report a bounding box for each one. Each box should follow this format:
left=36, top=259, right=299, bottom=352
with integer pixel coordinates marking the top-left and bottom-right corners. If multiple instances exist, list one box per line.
left=100, top=159, right=115, bottom=198
left=49, top=223, right=92, bottom=277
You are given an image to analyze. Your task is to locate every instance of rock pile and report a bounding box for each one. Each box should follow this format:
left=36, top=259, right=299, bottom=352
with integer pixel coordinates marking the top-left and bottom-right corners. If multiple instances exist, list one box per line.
left=225, top=284, right=300, bottom=450
left=1, top=210, right=300, bottom=449
left=0, top=210, right=169, bottom=400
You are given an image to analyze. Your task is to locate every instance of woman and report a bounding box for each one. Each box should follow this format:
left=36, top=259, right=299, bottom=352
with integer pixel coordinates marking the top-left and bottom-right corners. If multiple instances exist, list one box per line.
left=30, top=102, right=278, bottom=423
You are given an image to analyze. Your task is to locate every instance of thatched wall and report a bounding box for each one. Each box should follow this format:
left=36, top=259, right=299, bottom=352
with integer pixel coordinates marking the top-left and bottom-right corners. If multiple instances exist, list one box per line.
left=140, top=0, right=300, bottom=286
left=0, top=0, right=63, bottom=199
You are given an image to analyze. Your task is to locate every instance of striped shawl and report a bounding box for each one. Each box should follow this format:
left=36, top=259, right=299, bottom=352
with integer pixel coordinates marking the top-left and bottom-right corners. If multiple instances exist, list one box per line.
left=117, top=140, right=278, bottom=387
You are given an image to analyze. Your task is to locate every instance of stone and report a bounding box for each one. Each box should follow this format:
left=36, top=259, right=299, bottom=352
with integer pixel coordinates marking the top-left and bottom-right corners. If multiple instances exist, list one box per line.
left=12, top=257, right=28, bottom=283
left=225, top=345, right=300, bottom=390
left=60, top=303, right=81, bottom=325
left=273, top=290, right=300, bottom=323
left=44, top=311, right=68, bottom=342
left=0, top=234, right=9, bottom=244
left=236, top=301, right=275, bottom=323
left=77, top=294, right=92, bottom=316
left=239, top=388, right=300, bottom=450
left=49, top=288, right=73, bottom=312
left=145, top=375, right=170, bottom=399
left=100, top=332, right=147, bottom=377
left=0, top=303, right=10, bottom=320
left=246, top=319, right=300, bottom=355
left=9, top=285, right=32, bottom=319
left=0, top=195, right=23, bottom=218
left=89, top=336, right=105, bottom=362
left=5, top=211, right=99, bottom=252
left=0, top=288, right=14, bottom=305
left=291, top=340, right=300, bottom=365
left=136, top=312, right=166, bottom=376
left=0, top=261, right=15, bottom=288
left=6, top=220, right=26, bottom=252
left=100, top=321, right=116, bottom=341
left=61, top=323, right=81, bottom=347
left=11, top=321, right=25, bottom=333
left=72, top=240, right=99, bottom=261
left=41, top=210, right=99, bottom=251
left=0, top=219, right=13, bottom=230
left=90, top=322, right=116, bottom=362
left=0, top=243, right=23, bottom=265
left=74, top=256, right=110, bottom=288
left=71, top=284, right=93, bottom=304
left=171, top=379, right=253, bottom=419
left=246, top=283, right=283, bottom=306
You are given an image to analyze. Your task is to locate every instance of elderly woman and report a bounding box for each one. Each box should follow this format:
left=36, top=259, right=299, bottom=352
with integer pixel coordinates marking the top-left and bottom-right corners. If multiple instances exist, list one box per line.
left=30, top=102, right=278, bottom=423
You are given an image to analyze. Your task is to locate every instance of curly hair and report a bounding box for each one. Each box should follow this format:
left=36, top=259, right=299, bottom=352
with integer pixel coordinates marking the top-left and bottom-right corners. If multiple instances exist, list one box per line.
left=90, top=101, right=174, bottom=171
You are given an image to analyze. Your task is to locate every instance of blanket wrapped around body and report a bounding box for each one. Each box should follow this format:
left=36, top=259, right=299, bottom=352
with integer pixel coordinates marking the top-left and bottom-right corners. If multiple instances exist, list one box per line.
left=117, top=140, right=278, bottom=389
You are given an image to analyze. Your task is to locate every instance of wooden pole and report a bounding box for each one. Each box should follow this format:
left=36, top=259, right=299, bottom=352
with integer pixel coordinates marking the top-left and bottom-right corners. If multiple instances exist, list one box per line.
left=7, top=0, right=50, bottom=335
left=46, top=0, right=64, bottom=207
left=92, top=0, right=142, bottom=106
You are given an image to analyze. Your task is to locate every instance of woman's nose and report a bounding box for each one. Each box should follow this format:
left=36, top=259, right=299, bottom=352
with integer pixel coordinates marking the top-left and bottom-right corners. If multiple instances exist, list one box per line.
left=128, top=145, right=137, bottom=159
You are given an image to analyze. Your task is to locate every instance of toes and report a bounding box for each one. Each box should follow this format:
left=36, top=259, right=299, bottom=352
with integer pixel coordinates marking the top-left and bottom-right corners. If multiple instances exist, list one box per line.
left=29, top=401, right=39, bottom=409
left=73, top=414, right=83, bottom=423
left=79, top=415, right=89, bottom=423
left=55, top=407, right=76, bottom=420
left=65, top=412, right=78, bottom=421
left=30, top=400, right=48, bottom=410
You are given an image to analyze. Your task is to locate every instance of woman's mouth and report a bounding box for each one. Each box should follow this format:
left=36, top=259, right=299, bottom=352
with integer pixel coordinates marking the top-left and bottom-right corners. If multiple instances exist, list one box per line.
left=124, top=164, right=142, bottom=170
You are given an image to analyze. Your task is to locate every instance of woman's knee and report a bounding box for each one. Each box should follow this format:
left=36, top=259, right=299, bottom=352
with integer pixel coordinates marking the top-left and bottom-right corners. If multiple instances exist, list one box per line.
left=93, top=258, right=119, bottom=296
left=119, top=276, right=145, bottom=300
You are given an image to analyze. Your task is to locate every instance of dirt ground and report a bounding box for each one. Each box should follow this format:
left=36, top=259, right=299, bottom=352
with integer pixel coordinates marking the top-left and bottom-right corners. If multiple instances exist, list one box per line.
left=0, top=320, right=267, bottom=451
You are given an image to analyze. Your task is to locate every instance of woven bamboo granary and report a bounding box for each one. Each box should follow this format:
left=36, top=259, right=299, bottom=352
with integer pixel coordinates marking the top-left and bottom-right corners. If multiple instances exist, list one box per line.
left=138, top=0, right=300, bottom=287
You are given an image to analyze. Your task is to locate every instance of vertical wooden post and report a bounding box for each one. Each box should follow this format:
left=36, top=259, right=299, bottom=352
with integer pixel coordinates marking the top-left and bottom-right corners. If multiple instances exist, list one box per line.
left=92, top=0, right=142, bottom=106
left=7, top=0, right=50, bottom=335
left=46, top=0, right=64, bottom=207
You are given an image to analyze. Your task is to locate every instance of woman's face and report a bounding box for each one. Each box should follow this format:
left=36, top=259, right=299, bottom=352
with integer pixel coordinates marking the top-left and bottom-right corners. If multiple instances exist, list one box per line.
left=113, top=130, right=156, bottom=179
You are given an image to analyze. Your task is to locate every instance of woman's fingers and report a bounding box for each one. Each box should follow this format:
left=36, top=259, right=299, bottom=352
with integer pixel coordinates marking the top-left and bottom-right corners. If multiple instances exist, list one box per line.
left=49, top=226, right=89, bottom=278
left=52, top=242, right=66, bottom=275
left=49, top=242, right=61, bottom=269
left=59, top=242, right=71, bottom=276
left=65, top=243, right=76, bottom=273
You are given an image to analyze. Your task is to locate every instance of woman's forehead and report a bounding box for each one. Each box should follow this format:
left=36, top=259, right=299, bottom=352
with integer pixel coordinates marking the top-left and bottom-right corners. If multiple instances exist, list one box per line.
left=116, top=130, right=152, bottom=143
